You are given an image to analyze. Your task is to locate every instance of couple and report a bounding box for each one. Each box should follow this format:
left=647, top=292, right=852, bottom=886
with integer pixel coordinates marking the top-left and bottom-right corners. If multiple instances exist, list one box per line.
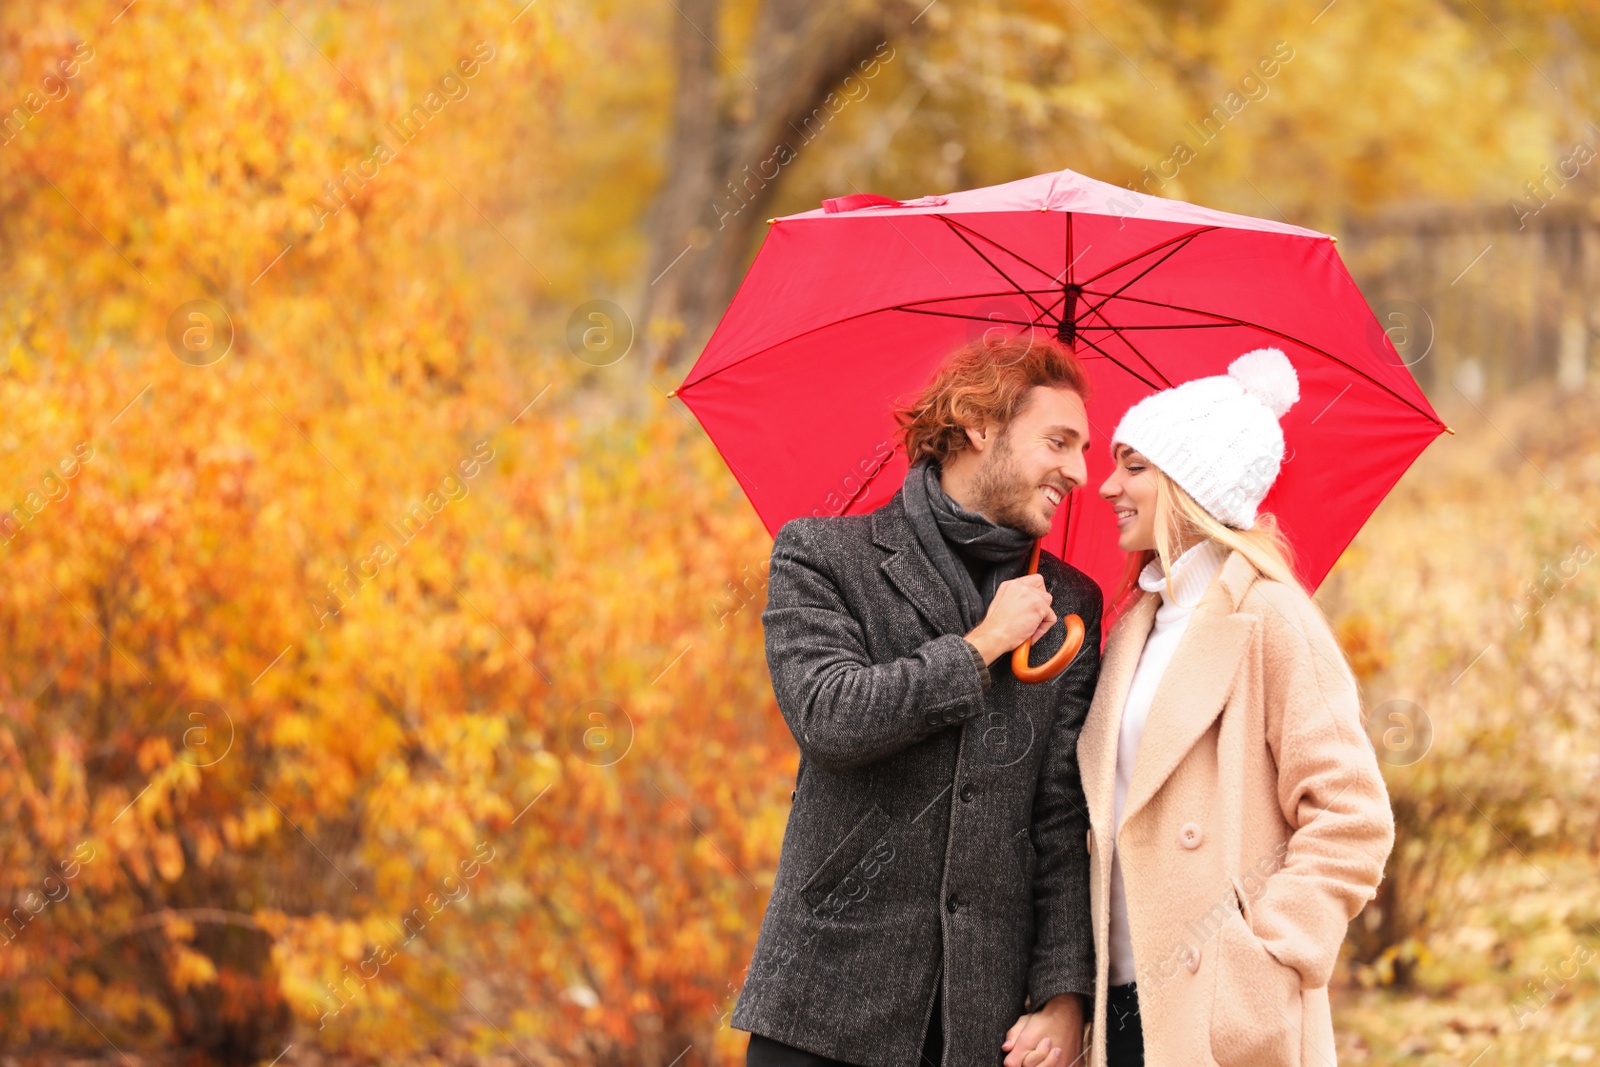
left=729, top=336, right=1395, bottom=1067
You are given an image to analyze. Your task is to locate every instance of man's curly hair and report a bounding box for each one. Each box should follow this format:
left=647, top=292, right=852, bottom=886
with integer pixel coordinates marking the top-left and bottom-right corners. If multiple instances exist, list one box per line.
left=892, top=336, right=1092, bottom=468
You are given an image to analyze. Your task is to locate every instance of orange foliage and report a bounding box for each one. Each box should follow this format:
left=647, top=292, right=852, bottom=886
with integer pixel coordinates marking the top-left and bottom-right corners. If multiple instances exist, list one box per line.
left=0, top=0, right=783, bottom=1061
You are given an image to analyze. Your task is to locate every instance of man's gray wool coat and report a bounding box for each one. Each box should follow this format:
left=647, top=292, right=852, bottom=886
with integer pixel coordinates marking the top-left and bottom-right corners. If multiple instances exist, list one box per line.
left=730, top=483, right=1103, bottom=1067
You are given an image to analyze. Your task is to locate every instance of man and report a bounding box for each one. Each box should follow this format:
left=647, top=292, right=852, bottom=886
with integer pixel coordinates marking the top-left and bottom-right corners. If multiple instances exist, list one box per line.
left=731, top=336, right=1104, bottom=1067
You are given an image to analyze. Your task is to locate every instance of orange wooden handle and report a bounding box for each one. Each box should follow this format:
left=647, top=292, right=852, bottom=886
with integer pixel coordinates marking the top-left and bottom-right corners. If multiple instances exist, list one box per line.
left=1011, top=538, right=1086, bottom=684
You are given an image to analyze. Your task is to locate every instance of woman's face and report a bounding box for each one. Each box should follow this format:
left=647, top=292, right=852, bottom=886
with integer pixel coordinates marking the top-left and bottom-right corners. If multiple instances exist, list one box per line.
left=1098, top=444, right=1159, bottom=552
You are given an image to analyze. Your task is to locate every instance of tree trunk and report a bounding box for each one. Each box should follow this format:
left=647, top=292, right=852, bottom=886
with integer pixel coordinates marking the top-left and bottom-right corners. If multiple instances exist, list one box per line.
left=636, top=0, right=925, bottom=384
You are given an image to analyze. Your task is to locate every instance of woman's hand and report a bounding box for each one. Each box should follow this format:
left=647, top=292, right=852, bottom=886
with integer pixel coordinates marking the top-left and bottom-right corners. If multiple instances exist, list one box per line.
left=1022, top=1036, right=1064, bottom=1067
left=1002, top=994, right=1084, bottom=1067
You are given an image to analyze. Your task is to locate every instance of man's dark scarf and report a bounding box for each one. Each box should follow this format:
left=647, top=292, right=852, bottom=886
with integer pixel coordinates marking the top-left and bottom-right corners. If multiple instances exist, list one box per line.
left=899, top=456, right=1036, bottom=633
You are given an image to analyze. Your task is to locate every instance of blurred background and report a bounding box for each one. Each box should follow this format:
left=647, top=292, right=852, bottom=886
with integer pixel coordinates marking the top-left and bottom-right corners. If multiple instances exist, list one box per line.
left=1, top=0, right=1598, bottom=1063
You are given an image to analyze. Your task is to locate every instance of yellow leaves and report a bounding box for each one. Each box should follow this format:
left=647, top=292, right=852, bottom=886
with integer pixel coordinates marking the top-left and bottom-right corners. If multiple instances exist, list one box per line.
left=1, top=0, right=775, bottom=1055
left=253, top=908, right=290, bottom=941
left=192, top=824, right=222, bottom=869
left=337, top=921, right=366, bottom=961
left=151, top=831, right=185, bottom=882
left=530, top=747, right=563, bottom=789
left=270, top=711, right=316, bottom=750
left=1335, top=612, right=1393, bottom=683
left=163, top=915, right=197, bottom=943
left=170, top=946, right=218, bottom=993
left=1356, top=937, right=1433, bottom=988
left=221, top=803, right=280, bottom=850
left=122, top=844, right=153, bottom=888
left=136, top=736, right=174, bottom=774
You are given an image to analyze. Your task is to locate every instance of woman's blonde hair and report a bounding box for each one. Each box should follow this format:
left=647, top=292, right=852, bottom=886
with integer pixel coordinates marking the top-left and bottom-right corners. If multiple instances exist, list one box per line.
left=1108, top=451, right=1304, bottom=621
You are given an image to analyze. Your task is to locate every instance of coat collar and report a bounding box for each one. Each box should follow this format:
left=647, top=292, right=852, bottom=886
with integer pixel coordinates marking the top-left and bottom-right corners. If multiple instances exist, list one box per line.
left=871, top=486, right=966, bottom=636
left=1079, top=547, right=1261, bottom=829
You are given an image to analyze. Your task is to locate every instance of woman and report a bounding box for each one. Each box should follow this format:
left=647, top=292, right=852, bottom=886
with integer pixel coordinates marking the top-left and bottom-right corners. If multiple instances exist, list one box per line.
left=1014, top=347, right=1394, bottom=1067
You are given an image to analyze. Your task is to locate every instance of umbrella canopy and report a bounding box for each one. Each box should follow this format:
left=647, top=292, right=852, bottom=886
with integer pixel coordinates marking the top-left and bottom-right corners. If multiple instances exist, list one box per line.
left=672, top=166, right=1449, bottom=599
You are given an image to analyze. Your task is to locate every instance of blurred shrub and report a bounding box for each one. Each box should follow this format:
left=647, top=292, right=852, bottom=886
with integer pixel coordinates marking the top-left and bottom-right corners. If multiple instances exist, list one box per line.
left=1323, top=383, right=1600, bottom=986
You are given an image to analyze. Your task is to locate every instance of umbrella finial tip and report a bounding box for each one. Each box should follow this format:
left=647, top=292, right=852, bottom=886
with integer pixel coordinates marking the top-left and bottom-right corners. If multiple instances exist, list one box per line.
left=666, top=387, right=679, bottom=398
left=767, top=218, right=777, bottom=224
left=1443, top=424, right=1455, bottom=435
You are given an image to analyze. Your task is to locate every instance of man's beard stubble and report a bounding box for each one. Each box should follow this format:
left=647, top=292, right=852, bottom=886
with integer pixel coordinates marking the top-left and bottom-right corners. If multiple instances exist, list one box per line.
left=966, top=430, right=1050, bottom=539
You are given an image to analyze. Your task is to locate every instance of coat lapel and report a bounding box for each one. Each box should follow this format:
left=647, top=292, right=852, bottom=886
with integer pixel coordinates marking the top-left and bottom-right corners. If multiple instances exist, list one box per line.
left=871, top=488, right=966, bottom=637
left=1078, top=593, right=1156, bottom=827
left=1120, top=549, right=1260, bottom=826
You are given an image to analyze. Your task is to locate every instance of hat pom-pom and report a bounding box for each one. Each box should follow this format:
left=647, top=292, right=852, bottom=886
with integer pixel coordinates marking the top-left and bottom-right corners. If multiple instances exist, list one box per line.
left=1228, top=347, right=1299, bottom=418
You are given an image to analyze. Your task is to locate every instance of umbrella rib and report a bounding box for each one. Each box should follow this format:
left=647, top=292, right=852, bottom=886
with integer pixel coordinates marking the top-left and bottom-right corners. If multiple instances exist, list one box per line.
left=1073, top=322, right=1240, bottom=331
left=1082, top=289, right=1442, bottom=424
left=892, top=305, right=1042, bottom=329
left=1079, top=301, right=1174, bottom=388
left=1065, top=212, right=1074, bottom=286
left=1073, top=330, right=1165, bottom=393
left=681, top=223, right=1066, bottom=391
left=1077, top=287, right=1230, bottom=326
left=679, top=305, right=900, bottom=391
left=1080, top=225, right=1220, bottom=287
left=896, top=287, right=1070, bottom=309
left=1039, top=287, right=1070, bottom=323
left=846, top=287, right=1244, bottom=330
left=683, top=298, right=1241, bottom=395
left=933, top=217, right=1059, bottom=322
left=902, top=281, right=1075, bottom=319
left=891, top=304, right=1243, bottom=335
left=935, top=214, right=1064, bottom=286
left=1080, top=231, right=1209, bottom=321
left=1044, top=224, right=1216, bottom=325
left=685, top=222, right=1440, bottom=433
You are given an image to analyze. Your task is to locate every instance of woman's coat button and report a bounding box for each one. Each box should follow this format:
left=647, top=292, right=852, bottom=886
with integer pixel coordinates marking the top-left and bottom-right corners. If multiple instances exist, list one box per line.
left=1183, top=945, right=1201, bottom=972
left=1178, top=822, right=1203, bottom=849
left=1086, top=828, right=1093, bottom=855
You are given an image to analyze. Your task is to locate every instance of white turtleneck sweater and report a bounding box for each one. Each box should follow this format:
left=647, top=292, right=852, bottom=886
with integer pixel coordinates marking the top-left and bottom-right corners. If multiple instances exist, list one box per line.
left=1107, top=537, right=1230, bottom=986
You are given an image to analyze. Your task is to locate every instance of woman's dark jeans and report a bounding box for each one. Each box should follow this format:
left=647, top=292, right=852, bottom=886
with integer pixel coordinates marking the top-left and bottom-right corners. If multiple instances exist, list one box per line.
left=1105, top=982, right=1144, bottom=1067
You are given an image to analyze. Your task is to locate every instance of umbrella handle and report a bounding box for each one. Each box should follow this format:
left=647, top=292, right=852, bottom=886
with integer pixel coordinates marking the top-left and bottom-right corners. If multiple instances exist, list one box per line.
left=1011, top=539, right=1086, bottom=684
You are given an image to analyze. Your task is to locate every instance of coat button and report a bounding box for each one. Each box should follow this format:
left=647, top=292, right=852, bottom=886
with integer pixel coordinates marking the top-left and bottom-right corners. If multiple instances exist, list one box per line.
left=959, top=783, right=975, bottom=803
left=947, top=893, right=962, bottom=914
left=1179, top=822, right=1203, bottom=849
left=1086, top=828, right=1094, bottom=855
left=1183, top=945, right=1201, bottom=973
left=790, top=789, right=796, bottom=802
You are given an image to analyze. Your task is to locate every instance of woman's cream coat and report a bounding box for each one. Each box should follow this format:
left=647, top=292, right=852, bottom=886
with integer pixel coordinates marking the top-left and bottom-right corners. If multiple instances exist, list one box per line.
left=1076, top=548, right=1395, bottom=1067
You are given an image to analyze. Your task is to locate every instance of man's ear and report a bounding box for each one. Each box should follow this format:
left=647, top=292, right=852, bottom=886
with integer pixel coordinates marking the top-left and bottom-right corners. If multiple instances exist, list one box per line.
left=963, top=420, right=993, bottom=453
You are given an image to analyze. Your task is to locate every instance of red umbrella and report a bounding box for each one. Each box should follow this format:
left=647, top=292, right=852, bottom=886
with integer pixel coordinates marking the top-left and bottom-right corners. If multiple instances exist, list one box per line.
left=670, top=165, right=1450, bottom=618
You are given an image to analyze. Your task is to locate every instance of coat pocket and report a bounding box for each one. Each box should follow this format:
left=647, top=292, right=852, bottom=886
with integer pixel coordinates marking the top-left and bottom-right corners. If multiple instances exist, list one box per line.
left=799, top=803, right=893, bottom=914
left=1207, top=883, right=1302, bottom=1067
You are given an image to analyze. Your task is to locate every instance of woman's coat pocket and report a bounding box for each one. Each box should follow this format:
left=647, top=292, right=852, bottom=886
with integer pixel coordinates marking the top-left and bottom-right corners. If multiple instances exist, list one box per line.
left=1208, top=881, right=1303, bottom=1067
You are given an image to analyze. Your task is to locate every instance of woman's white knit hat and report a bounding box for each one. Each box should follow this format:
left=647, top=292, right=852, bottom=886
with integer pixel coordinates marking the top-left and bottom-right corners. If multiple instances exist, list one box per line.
left=1110, top=347, right=1300, bottom=530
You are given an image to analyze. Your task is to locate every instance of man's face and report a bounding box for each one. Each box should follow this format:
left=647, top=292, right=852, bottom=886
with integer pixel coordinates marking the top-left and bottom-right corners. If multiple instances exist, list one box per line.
left=966, top=386, right=1092, bottom=538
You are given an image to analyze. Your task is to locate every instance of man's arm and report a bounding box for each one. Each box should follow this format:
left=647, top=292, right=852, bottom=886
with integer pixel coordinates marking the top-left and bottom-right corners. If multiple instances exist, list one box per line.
left=1025, top=573, right=1103, bottom=1007
left=761, top=518, right=990, bottom=774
